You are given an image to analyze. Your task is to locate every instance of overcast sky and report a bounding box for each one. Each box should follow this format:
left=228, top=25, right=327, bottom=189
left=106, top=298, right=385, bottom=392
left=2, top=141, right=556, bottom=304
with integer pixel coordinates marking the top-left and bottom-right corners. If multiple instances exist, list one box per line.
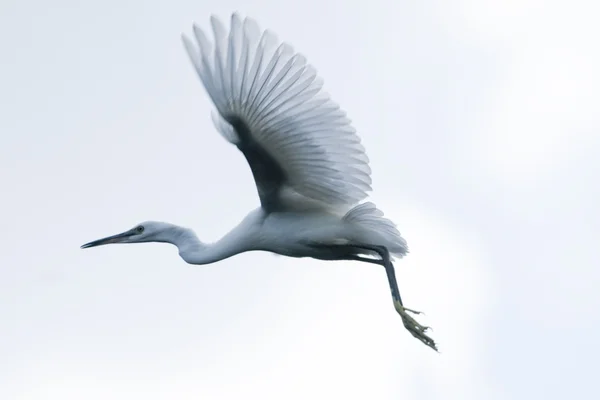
left=1, top=0, right=598, bottom=399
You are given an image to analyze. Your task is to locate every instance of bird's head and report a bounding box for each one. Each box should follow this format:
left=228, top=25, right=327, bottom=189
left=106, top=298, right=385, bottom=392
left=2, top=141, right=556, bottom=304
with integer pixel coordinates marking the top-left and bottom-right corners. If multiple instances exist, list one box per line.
left=80, top=221, right=176, bottom=249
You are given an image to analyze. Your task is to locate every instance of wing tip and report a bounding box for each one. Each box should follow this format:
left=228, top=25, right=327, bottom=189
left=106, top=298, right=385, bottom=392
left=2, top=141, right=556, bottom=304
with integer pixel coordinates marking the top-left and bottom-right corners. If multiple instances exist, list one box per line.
left=181, top=32, right=191, bottom=45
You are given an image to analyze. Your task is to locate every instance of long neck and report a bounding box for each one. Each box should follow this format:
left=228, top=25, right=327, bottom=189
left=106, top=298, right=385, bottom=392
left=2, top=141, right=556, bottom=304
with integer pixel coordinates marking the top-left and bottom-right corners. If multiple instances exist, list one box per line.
left=161, top=225, right=249, bottom=265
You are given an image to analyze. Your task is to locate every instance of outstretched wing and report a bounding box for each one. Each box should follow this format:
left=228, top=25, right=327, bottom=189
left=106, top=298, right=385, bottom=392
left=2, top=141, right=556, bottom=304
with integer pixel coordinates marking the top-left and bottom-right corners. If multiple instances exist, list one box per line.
left=182, top=13, right=372, bottom=212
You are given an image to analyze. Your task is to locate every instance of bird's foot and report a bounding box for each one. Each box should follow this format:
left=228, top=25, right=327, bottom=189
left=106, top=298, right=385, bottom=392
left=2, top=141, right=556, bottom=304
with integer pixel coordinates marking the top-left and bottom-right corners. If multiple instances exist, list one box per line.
left=402, top=307, right=423, bottom=315
left=394, top=300, right=438, bottom=352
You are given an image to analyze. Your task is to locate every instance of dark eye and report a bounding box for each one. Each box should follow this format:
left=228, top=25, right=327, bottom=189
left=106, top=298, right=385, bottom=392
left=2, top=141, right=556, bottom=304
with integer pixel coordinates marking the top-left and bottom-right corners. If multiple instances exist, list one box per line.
left=136, top=226, right=144, bottom=233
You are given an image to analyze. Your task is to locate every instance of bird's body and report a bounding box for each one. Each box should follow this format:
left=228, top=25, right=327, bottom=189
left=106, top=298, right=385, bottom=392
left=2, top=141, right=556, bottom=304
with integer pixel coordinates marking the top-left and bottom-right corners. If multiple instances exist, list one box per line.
left=160, top=204, right=407, bottom=264
left=81, top=12, right=437, bottom=350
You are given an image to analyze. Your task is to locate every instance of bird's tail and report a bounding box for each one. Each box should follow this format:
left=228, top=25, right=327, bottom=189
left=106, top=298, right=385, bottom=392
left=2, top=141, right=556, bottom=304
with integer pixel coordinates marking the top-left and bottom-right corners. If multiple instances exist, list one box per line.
left=343, top=202, right=408, bottom=258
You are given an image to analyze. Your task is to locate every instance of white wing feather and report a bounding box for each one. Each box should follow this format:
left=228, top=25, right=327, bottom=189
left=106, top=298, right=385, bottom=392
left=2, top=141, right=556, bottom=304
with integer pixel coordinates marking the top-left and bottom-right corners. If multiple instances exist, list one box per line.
left=182, top=13, right=372, bottom=209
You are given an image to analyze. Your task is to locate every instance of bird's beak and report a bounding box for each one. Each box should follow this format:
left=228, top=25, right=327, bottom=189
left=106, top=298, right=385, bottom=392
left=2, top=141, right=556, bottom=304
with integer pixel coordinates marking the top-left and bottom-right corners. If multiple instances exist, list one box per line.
left=80, top=229, right=136, bottom=249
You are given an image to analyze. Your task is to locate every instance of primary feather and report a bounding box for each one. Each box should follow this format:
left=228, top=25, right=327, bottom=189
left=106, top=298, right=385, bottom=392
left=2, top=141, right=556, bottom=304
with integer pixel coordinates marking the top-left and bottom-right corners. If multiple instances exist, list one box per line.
left=182, top=13, right=372, bottom=212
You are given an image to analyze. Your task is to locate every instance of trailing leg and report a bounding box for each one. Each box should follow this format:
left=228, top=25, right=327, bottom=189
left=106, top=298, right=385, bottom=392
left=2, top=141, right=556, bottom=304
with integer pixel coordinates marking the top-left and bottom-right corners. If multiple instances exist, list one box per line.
left=312, top=243, right=437, bottom=351
left=347, top=246, right=436, bottom=351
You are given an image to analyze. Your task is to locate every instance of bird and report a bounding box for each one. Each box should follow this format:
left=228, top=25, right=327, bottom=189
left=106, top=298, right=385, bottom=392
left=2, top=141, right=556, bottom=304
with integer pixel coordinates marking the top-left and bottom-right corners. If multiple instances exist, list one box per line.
left=81, top=12, right=437, bottom=351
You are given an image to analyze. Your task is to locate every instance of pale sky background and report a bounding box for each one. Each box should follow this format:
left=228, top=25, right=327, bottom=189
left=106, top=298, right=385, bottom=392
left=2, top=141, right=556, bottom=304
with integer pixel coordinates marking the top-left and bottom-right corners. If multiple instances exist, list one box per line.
left=1, top=0, right=598, bottom=399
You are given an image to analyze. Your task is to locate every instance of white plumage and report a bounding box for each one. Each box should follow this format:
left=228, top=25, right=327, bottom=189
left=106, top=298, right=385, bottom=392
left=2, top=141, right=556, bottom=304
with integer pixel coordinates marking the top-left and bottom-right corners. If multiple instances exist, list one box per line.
left=182, top=14, right=371, bottom=211
left=82, top=13, right=436, bottom=351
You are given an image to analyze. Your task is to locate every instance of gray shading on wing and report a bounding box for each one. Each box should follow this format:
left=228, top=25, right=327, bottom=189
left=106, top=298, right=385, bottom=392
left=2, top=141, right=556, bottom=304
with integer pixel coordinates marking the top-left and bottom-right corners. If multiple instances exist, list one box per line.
left=182, top=13, right=372, bottom=212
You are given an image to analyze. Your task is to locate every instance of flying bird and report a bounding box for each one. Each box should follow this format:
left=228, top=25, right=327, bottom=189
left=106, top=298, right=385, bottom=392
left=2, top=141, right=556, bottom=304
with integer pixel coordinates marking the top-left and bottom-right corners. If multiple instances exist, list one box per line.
left=81, top=13, right=437, bottom=351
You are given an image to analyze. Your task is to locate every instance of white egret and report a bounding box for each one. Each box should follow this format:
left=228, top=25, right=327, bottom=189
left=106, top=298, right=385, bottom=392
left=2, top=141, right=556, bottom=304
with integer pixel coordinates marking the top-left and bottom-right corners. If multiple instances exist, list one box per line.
left=81, top=13, right=437, bottom=351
